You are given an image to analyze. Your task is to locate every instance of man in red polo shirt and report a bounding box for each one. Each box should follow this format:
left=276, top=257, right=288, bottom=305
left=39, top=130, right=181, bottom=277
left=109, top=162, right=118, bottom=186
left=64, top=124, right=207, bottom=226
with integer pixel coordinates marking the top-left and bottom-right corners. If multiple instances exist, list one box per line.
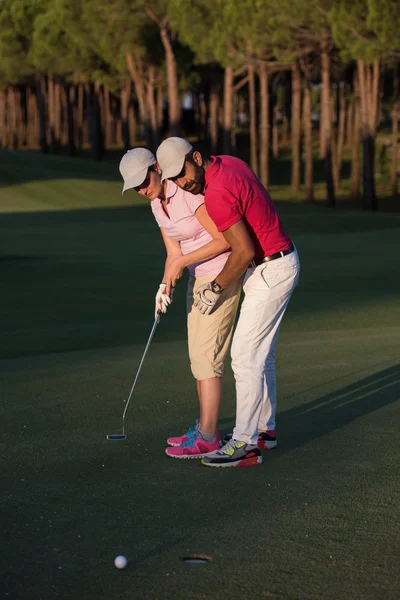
left=157, top=137, right=300, bottom=468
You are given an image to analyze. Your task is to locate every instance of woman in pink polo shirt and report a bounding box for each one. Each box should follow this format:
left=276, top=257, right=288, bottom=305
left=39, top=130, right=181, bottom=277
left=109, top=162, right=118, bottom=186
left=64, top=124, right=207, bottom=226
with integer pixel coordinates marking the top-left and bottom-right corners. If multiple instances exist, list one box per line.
left=119, top=148, right=241, bottom=459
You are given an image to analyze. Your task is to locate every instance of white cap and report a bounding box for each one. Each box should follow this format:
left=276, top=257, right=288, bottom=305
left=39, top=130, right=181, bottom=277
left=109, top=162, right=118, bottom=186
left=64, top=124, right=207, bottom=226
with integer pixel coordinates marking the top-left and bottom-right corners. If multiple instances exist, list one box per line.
left=119, top=148, right=156, bottom=195
left=156, top=137, right=193, bottom=182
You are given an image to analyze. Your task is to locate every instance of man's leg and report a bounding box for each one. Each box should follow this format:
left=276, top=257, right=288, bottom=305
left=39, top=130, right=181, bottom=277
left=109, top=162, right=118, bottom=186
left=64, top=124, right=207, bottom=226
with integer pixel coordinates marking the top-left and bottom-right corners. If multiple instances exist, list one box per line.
left=231, top=253, right=300, bottom=445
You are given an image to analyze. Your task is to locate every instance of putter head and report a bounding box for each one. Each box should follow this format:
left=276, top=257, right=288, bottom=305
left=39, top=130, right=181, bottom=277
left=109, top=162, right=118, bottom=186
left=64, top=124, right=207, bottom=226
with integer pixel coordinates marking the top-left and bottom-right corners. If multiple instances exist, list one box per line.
left=105, top=434, right=127, bottom=440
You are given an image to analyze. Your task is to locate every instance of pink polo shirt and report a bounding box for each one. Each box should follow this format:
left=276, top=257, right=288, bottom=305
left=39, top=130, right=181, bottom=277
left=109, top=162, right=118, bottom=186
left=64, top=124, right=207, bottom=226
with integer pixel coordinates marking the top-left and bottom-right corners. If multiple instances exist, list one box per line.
left=150, top=180, right=230, bottom=277
left=204, top=156, right=292, bottom=258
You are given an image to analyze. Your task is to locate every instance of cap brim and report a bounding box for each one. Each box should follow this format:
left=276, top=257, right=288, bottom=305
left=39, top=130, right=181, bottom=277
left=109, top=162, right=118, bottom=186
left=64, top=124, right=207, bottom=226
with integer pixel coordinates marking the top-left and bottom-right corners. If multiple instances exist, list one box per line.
left=160, top=156, right=185, bottom=183
left=121, top=166, right=149, bottom=195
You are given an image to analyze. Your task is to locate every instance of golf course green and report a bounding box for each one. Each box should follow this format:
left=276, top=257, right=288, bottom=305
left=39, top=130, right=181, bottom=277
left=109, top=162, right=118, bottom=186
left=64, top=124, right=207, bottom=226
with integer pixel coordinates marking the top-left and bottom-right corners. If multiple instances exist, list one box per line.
left=1, top=149, right=399, bottom=599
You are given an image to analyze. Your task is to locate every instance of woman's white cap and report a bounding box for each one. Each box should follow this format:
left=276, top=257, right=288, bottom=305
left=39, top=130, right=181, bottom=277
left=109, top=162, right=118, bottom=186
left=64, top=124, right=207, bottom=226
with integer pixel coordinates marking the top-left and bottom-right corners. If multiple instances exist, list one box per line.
left=156, top=137, right=193, bottom=182
left=119, top=148, right=156, bottom=195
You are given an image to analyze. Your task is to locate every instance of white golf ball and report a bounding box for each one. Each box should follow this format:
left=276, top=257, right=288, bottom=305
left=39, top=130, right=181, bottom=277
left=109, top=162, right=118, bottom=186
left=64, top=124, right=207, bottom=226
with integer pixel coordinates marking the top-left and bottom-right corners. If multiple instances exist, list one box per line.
left=114, top=555, right=128, bottom=569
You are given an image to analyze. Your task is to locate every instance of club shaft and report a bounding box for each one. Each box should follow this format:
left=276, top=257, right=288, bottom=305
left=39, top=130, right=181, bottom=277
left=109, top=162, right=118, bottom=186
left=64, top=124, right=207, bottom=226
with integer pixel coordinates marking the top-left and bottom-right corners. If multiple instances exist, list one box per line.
left=122, top=315, right=160, bottom=426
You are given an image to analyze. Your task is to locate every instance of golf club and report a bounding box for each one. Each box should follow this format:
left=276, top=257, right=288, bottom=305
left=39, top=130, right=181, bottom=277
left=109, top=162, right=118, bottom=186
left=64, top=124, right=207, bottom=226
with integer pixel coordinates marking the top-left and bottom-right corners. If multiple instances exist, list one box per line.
left=106, top=314, right=160, bottom=440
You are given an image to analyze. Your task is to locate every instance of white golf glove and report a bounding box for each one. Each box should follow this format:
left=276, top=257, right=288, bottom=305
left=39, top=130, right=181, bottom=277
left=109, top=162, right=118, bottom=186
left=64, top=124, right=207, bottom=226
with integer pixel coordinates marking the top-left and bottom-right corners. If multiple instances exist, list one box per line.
left=155, top=284, right=174, bottom=317
left=194, top=282, right=221, bottom=315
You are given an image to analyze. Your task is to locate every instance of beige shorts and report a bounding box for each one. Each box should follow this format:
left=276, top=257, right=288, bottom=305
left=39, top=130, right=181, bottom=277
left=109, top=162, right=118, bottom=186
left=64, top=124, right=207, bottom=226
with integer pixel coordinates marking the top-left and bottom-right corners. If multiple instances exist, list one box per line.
left=187, top=274, right=242, bottom=380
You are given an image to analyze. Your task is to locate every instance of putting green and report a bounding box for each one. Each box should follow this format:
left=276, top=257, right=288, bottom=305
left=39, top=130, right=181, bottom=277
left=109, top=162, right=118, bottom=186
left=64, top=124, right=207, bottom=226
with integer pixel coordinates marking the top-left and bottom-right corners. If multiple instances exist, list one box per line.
left=1, top=150, right=399, bottom=599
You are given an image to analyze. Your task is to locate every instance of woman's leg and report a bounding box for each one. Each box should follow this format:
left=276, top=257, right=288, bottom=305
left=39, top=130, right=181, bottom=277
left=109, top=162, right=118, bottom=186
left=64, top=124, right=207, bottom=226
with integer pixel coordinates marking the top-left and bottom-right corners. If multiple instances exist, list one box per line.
left=197, top=377, right=222, bottom=434
left=188, top=274, right=241, bottom=434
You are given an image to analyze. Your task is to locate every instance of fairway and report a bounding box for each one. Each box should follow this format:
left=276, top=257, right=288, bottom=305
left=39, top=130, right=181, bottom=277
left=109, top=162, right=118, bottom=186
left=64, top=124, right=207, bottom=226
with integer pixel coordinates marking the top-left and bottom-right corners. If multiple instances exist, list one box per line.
left=1, top=151, right=400, bottom=599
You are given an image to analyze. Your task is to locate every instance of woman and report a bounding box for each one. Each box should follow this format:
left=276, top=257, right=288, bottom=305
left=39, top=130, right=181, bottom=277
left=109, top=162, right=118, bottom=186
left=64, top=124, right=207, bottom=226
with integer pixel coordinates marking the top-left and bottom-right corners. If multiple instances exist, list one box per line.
left=119, top=148, right=241, bottom=459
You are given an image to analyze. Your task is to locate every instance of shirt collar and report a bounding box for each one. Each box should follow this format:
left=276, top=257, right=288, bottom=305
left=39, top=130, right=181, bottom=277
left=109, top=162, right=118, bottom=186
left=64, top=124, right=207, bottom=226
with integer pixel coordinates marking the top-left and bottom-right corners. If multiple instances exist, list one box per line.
left=158, top=179, right=178, bottom=204
left=204, top=156, right=221, bottom=191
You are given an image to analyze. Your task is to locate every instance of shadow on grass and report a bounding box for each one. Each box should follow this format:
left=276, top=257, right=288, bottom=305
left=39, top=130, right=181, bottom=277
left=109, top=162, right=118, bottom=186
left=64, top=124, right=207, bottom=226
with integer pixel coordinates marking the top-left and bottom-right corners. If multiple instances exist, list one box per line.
left=218, top=365, right=400, bottom=451
left=278, top=364, right=400, bottom=453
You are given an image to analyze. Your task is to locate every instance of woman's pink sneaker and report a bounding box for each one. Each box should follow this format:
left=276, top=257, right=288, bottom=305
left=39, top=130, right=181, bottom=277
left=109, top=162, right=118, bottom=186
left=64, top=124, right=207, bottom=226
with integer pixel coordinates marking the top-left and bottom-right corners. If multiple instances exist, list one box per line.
left=166, top=420, right=199, bottom=447
left=165, top=430, right=221, bottom=459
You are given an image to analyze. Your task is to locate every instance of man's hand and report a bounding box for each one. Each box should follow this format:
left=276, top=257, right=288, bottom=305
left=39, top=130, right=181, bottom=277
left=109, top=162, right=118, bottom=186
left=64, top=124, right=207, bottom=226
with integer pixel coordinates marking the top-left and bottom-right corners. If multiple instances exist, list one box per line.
left=163, top=257, right=184, bottom=296
left=155, top=284, right=175, bottom=317
left=194, top=282, right=221, bottom=315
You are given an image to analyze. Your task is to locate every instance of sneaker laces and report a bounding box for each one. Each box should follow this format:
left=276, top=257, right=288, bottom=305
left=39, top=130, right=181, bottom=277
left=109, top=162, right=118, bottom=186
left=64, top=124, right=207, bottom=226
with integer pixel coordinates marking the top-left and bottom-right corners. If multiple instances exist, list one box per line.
left=185, top=419, right=199, bottom=441
left=220, top=438, right=246, bottom=456
left=181, top=428, right=200, bottom=449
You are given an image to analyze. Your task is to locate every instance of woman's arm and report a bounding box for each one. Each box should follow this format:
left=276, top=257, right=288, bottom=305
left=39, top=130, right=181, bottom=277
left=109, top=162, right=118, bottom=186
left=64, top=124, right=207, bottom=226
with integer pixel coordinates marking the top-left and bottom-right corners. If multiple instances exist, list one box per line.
left=163, top=204, right=231, bottom=293
left=183, top=204, right=231, bottom=265
left=160, top=227, right=182, bottom=274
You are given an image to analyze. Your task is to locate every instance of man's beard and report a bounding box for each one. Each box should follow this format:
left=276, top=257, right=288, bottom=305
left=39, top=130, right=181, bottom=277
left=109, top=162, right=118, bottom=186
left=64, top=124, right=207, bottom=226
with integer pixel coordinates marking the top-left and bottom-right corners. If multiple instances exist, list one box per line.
left=183, top=164, right=205, bottom=195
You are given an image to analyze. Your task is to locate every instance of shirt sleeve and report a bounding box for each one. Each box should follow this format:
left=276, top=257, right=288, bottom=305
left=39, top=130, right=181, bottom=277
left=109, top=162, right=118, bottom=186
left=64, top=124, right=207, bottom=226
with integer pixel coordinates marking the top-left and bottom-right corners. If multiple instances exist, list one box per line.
left=150, top=200, right=162, bottom=227
left=205, top=187, right=242, bottom=232
left=183, top=191, right=205, bottom=215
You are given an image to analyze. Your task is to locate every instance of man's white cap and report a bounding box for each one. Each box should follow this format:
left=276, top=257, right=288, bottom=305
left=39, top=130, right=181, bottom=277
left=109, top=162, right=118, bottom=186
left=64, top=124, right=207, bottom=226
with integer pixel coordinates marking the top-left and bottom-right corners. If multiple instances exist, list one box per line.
left=119, top=148, right=156, bottom=195
left=156, top=137, right=193, bottom=182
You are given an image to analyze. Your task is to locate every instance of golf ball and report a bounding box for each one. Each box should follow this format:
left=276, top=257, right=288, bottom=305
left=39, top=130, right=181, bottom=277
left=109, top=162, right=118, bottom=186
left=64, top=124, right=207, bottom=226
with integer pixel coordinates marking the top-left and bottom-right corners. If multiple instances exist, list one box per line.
left=114, top=555, right=128, bottom=569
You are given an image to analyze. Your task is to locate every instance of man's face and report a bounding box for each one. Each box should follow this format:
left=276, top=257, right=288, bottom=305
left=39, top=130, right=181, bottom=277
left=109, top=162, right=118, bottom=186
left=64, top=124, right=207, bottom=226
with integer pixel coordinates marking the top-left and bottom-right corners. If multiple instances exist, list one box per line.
left=134, top=167, right=162, bottom=200
left=170, top=152, right=205, bottom=195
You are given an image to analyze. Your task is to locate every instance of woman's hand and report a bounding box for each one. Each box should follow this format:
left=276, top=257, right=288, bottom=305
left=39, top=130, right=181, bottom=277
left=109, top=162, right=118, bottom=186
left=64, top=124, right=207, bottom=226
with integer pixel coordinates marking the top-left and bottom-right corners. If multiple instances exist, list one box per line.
left=164, top=257, right=185, bottom=295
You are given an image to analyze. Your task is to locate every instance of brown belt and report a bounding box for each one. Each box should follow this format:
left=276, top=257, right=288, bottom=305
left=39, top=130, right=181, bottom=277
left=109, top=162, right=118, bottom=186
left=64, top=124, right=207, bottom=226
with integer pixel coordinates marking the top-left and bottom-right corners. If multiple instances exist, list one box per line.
left=248, top=244, right=294, bottom=269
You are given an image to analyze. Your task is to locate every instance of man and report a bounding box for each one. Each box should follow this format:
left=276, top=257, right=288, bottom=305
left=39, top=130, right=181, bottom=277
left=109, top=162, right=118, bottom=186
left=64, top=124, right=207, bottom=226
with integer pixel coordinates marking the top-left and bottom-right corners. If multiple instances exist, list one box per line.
left=156, top=137, right=300, bottom=468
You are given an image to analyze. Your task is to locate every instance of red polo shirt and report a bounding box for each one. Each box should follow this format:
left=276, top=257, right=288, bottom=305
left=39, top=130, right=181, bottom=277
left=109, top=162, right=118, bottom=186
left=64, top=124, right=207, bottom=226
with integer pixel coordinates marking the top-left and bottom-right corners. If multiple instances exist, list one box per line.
left=204, top=156, right=292, bottom=258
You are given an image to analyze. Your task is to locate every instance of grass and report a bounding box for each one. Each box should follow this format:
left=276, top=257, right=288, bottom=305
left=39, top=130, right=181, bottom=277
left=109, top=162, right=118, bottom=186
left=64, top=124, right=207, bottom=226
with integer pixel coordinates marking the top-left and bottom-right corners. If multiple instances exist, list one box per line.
left=1, top=149, right=400, bottom=599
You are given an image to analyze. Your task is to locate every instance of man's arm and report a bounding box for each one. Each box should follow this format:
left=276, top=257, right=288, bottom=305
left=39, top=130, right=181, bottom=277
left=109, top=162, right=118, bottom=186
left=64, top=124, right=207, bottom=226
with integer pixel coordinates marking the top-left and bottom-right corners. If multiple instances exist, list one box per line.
left=213, top=219, right=255, bottom=289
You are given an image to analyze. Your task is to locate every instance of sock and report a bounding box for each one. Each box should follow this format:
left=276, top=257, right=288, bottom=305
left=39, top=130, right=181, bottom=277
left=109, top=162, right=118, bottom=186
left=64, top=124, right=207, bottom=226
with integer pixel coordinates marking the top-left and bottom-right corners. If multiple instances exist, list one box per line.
left=266, top=429, right=276, bottom=437
left=200, top=429, right=216, bottom=442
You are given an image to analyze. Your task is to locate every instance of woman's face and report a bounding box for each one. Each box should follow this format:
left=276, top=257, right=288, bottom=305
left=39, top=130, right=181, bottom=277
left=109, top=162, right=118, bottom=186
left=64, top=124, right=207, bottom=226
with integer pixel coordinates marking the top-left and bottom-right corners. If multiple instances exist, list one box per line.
left=134, top=167, right=163, bottom=200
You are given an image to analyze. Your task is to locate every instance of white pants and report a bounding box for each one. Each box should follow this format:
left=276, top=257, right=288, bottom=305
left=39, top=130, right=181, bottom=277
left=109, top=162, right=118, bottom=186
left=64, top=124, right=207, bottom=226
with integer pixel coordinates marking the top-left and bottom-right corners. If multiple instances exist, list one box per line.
left=231, top=248, right=300, bottom=444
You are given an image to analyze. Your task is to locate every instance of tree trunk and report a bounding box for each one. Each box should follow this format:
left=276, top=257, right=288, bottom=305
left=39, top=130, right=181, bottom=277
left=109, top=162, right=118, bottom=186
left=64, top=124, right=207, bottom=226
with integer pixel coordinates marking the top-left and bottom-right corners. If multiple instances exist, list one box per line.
left=86, top=83, right=104, bottom=161
left=272, top=105, right=279, bottom=158
left=156, top=84, right=164, bottom=131
left=223, top=65, right=234, bottom=154
left=303, top=81, right=313, bottom=202
left=104, top=85, right=112, bottom=149
left=291, top=63, right=301, bottom=192
left=249, top=63, right=258, bottom=175
left=147, top=66, right=159, bottom=148
left=331, top=97, right=340, bottom=193
left=8, top=88, right=18, bottom=149
left=0, top=89, right=6, bottom=148
left=210, top=82, right=220, bottom=153
left=345, top=98, right=353, bottom=148
left=336, top=89, right=346, bottom=189
left=357, top=60, right=379, bottom=210
left=67, top=85, right=76, bottom=156
left=128, top=105, right=137, bottom=148
left=391, top=65, right=399, bottom=196
left=320, top=43, right=331, bottom=160
left=54, top=81, right=62, bottom=147
left=259, top=63, right=269, bottom=187
left=231, top=92, right=237, bottom=152
left=15, top=90, right=23, bottom=148
left=35, top=76, right=48, bottom=153
left=321, top=50, right=335, bottom=206
left=159, top=26, right=181, bottom=136
left=121, top=80, right=130, bottom=150
left=48, top=77, right=57, bottom=152
left=126, top=50, right=151, bottom=147
left=351, top=76, right=361, bottom=199
left=199, top=91, right=207, bottom=140
left=25, top=88, right=34, bottom=148
left=77, top=83, right=84, bottom=150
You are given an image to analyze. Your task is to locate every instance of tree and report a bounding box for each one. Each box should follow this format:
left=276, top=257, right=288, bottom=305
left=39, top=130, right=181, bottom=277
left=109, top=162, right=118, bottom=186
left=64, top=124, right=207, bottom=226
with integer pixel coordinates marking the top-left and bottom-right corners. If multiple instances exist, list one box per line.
left=330, top=0, right=388, bottom=210
left=367, top=0, right=400, bottom=195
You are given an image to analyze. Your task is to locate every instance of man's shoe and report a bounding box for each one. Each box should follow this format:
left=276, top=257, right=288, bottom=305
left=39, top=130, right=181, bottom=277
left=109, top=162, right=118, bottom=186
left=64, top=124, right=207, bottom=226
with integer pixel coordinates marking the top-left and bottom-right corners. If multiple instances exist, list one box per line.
left=257, top=431, right=277, bottom=450
left=223, top=431, right=277, bottom=450
left=167, top=420, right=198, bottom=447
left=165, top=430, right=221, bottom=459
left=201, top=439, right=263, bottom=468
